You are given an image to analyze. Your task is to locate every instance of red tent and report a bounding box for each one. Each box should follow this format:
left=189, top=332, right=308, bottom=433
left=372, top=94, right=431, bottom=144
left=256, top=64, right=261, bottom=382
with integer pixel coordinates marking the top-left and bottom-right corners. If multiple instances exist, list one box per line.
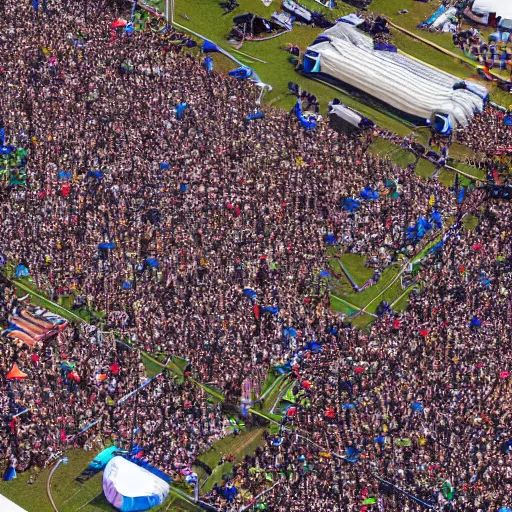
left=112, top=19, right=127, bottom=29
left=6, top=363, right=28, bottom=380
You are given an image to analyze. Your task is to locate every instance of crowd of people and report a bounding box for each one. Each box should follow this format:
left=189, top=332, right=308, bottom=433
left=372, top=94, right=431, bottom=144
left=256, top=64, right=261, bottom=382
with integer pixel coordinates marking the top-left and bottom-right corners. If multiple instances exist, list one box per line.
left=0, top=0, right=510, bottom=511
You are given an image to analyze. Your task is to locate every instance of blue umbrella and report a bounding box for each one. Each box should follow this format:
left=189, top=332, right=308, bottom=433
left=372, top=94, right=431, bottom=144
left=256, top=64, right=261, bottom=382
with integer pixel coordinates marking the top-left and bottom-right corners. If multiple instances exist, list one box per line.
left=146, top=258, right=159, bottom=268
left=411, top=402, right=424, bottom=413
left=243, top=288, right=257, bottom=300
left=98, top=242, right=116, bottom=250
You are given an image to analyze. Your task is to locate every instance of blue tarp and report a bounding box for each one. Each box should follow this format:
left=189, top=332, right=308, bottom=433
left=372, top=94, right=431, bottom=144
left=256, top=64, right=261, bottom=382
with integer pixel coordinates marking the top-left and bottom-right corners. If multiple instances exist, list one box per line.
left=283, top=327, right=297, bottom=338
left=319, top=270, right=331, bottom=278
left=360, top=186, right=379, bottom=200
left=58, top=171, right=72, bottom=181
left=430, top=210, right=443, bottom=229
left=202, top=40, right=219, bottom=53
left=15, top=265, right=29, bottom=277
left=323, top=234, right=336, bottom=245
left=406, top=216, right=433, bottom=243
left=146, top=258, right=159, bottom=268
left=418, top=4, right=446, bottom=28
left=3, top=466, right=16, bottom=481
left=345, top=446, right=361, bottom=463
left=87, top=171, right=103, bottom=180
left=175, top=103, right=188, bottom=121
left=203, top=56, right=214, bottom=73
left=262, top=306, right=279, bottom=315
left=374, top=41, right=397, bottom=52
left=229, top=67, right=253, bottom=80
left=122, top=281, right=133, bottom=290
left=470, top=316, right=481, bottom=328
left=411, top=402, right=423, bottom=413
left=294, top=101, right=317, bottom=131
left=88, top=446, right=120, bottom=472
left=342, top=197, right=361, bottom=211
left=246, top=111, right=265, bottom=121
left=243, top=288, right=257, bottom=301
left=160, top=162, right=170, bottom=170
left=98, top=242, right=116, bottom=250
left=305, top=341, right=322, bottom=353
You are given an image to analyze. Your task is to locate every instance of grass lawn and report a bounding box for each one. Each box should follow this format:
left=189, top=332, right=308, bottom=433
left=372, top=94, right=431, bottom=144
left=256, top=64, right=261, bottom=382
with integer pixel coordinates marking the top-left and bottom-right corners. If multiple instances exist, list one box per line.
left=0, top=449, right=199, bottom=512
left=194, top=427, right=267, bottom=488
left=415, top=158, right=436, bottom=180
left=463, top=214, right=479, bottom=231
left=331, top=261, right=403, bottom=313
left=339, top=254, right=375, bottom=288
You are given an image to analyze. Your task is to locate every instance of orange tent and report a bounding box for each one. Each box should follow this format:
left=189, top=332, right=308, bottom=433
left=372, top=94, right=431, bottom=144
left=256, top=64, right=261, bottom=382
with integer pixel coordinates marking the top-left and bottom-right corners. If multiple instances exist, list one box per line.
left=6, top=363, right=28, bottom=380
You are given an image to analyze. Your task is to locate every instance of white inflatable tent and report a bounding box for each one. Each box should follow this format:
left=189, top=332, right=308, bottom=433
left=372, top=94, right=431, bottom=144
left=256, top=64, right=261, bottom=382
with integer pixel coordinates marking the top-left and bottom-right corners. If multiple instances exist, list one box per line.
left=103, top=456, right=170, bottom=512
left=472, top=0, right=512, bottom=20
left=0, top=494, right=29, bottom=512
left=302, top=22, right=488, bottom=132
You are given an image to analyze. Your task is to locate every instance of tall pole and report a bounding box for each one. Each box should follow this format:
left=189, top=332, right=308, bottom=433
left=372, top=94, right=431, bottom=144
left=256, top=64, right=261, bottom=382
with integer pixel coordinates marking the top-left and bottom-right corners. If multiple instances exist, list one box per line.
left=165, top=0, right=170, bottom=24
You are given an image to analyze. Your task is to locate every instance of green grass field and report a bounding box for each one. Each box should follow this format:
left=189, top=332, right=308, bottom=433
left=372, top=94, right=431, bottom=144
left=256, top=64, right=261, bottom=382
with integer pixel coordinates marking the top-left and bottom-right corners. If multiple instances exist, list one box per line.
left=0, top=449, right=199, bottom=512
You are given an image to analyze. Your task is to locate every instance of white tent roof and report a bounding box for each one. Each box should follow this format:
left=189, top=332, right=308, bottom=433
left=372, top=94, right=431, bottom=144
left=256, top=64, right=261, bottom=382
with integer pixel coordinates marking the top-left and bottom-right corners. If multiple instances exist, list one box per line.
left=0, top=494, right=29, bottom=512
left=103, top=456, right=170, bottom=510
left=306, top=23, right=485, bottom=127
left=472, top=0, right=512, bottom=20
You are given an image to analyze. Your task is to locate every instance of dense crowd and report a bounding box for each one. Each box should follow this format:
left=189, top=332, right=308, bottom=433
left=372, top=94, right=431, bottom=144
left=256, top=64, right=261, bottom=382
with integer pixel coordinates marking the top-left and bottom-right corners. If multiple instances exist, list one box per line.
left=0, top=0, right=510, bottom=511
left=456, top=106, right=512, bottom=163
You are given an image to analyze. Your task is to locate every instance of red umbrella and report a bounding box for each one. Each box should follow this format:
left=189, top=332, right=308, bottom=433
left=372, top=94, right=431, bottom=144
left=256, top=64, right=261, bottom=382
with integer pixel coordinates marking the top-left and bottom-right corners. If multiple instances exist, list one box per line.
left=112, top=19, right=127, bottom=29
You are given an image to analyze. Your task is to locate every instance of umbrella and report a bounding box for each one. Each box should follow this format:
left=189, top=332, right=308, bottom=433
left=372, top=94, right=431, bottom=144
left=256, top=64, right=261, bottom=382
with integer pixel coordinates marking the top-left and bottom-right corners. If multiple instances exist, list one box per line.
left=98, top=242, right=116, bottom=250
left=112, top=19, right=127, bottom=29
left=146, top=258, right=159, bottom=268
